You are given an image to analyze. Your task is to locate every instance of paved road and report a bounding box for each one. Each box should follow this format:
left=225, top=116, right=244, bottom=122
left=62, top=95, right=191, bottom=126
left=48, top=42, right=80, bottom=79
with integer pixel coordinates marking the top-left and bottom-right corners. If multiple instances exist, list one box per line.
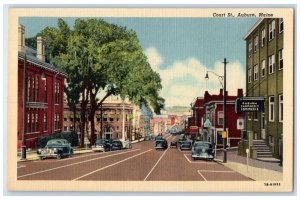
left=17, top=134, right=251, bottom=181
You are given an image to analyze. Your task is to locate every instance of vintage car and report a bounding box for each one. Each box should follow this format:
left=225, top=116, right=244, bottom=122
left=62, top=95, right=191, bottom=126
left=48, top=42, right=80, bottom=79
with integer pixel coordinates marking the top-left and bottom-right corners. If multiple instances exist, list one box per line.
left=155, top=139, right=168, bottom=150
left=170, top=141, right=178, bottom=148
left=155, top=135, right=164, bottom=141
left=111, top=140, right=123, bottom=150
left=178, top=134, right=186, bottom=144
left=92, top=139, right=111, bottom=152
left=180, top=140, right=192, bottom=151
left=191, top=141, right=214, bottom=160
left=37, top=139, right=73, bottom=160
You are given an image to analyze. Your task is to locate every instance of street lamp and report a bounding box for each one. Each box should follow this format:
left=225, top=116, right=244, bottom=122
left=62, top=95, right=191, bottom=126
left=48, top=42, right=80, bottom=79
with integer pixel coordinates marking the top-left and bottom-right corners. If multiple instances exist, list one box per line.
left=205, top=58, right=228, bottom=163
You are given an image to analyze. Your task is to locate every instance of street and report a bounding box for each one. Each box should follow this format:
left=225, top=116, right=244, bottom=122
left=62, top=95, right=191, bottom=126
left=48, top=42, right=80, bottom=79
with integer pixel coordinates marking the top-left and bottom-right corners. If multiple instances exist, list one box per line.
left=17, top=134, right=251, bottom=181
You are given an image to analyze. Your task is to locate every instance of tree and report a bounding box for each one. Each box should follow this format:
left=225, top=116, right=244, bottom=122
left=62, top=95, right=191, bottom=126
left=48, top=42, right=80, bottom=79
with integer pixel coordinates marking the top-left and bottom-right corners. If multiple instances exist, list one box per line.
left=39, top=18, right=165, bottom=147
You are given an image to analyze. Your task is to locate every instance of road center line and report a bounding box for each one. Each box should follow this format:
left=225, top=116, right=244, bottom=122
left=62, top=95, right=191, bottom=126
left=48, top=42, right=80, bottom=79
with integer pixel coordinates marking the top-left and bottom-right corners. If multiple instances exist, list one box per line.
left=17, top=165, right=26, bottom=169
left=73, top=149, right=152, bottom=181
left=144, top=148, right=169, bottom=181
left=197, top=170, right=207, bottom=181
left=18, top=149, right=140, bottom=179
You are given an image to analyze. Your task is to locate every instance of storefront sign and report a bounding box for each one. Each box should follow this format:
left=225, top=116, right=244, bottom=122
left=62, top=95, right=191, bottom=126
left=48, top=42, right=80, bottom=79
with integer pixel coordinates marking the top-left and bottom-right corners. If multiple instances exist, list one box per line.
left=235, top=97, right=265, bottom=113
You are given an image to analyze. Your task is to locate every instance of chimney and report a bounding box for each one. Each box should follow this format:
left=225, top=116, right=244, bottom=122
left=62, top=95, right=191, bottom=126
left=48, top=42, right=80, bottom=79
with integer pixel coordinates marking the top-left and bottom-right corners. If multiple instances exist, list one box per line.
left=37, top=36, right=45, bottom=61
left=237, top=89, right=243, bottom=97
left=219, top=88, right=223, bottom=95
left=18, top=24, right=25, bottom=53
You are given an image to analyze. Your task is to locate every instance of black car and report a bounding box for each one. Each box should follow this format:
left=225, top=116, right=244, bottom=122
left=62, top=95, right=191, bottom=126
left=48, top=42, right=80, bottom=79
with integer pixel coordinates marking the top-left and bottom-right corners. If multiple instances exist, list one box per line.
left=178, top=134, right=186, bottom=144
left=155, top=135, right=164, bottom=141
left=37, top=139, right=73, bottom=160
left=92, top=139, right=111, bottom=152
left=155, top=139, right=168, bottom=150
left=191, top=141, right=214, bottom=160
left=111, top=140, right=123, bottom=150
left=170, top=141, right=178, bottom=148
left=180, top=140, right=192, bottom=151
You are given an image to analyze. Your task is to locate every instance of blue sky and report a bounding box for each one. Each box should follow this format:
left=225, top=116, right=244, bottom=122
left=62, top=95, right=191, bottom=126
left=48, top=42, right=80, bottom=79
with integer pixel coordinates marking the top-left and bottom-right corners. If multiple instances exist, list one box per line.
left=20, top=17, right=258, bottom=107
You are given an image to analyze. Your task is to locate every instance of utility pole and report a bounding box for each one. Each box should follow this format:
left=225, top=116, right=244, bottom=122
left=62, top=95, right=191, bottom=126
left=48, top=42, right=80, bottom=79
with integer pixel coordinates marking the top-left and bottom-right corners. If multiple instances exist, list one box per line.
left=222, top=58, right=228, bottom=163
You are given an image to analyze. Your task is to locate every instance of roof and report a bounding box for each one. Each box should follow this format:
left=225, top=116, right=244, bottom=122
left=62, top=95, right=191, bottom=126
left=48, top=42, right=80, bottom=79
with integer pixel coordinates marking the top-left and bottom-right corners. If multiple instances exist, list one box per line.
left=243, top=18, right=264, bottom=40
left=18, top=46, right=66, bottom=76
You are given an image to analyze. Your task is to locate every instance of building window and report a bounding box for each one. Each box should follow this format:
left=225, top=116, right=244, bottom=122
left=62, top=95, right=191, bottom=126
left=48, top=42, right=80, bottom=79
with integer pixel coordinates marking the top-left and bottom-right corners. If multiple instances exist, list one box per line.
left=254, top=36, right=258, bottom=52
left=97, top=114, right=100, bottom=122
left=279, top=95, right=283, bottom=122
left=218, top=111, right=224, bottom=125
left=279, top=49, right=283, bottom=70
left=269, top=54, right=275, bottom=74
left=54, top=114, right=57, bottom=130
left=103, top=114, right=108, bottom=122
left=64, top=126, right=68, bottom=131
left=254, top=112, right=258, bottom=121
left=35, top=113, right=39, bottom=131
left=27, top=113, right=30, bottom=133
left=35, top=76, right=39, bottom=102
left=279, top=18, right=284, bottom=33
left=31, top=113, right=35, bottom=132
left=44, top=113, right=47, bottom=131
left=261, top=29, right=266, bottom=47
left=248, top=114, right=252, bottom=121
left=27, top=76, right=31, bottom=101
left=109, top=114, right=114, bottom=122
left=254, top=64, right=259, bottom=81
left=44, top=78, right=47, bottom=102
left=261, top=60, right=266, bottom=77
left=57, top=82, right=60, bottom=104
left=269, top=20, right=275, bottom=41
left=269, top=96, right=275, bottom=122
left=248, top=68, right=252, bottom=83
left=248, top=41, right=252, bottom=55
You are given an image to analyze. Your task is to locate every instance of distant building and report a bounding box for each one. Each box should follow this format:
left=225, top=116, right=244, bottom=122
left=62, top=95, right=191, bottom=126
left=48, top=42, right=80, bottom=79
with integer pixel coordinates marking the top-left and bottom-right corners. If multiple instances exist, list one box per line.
left=244, top=18, right=283, bottom=158
left=63, top=100, right=134, bottom=141
left=18, top=24, right=66, bottom=149
left=150, top=115, right=168, bottom=135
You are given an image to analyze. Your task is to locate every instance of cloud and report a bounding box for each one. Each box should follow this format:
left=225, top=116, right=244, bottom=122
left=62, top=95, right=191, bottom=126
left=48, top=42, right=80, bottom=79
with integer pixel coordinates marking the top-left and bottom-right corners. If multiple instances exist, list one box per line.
left=144, top=47, right=245, bottom=107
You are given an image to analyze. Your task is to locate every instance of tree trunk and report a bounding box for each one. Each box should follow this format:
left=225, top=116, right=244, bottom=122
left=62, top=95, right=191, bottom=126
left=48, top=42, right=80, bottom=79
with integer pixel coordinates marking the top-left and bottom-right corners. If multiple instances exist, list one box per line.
left=89, top=92, right=96, bottom=147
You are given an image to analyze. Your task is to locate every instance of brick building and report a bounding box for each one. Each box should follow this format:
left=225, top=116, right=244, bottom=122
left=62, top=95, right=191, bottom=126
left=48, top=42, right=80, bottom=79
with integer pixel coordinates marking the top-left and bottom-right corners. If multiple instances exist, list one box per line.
left=18, top=24, right=65, bottom=149
left=244, top=18, right=283, bottom=158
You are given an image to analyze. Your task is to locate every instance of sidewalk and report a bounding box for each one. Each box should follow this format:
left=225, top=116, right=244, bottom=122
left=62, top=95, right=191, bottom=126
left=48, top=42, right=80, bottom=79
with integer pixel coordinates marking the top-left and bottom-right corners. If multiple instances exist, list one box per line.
left=17, top=138, right=145, bottom=162
left=214, top=149, right=283, bottom=181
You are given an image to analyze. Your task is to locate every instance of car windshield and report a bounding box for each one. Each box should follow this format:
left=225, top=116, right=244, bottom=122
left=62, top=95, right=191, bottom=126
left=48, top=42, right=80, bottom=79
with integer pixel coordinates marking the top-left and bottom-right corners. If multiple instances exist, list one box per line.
left=194, top=143, right=212, bottom=149
left=47, top=140, right=64, bottom=145
left=95, top=140, right=106, bottom=144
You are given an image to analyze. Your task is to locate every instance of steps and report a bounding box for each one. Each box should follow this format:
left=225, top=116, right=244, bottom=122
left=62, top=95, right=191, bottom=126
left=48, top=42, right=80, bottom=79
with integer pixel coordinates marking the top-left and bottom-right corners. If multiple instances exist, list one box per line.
left=252, top=140, right=280, bottom=163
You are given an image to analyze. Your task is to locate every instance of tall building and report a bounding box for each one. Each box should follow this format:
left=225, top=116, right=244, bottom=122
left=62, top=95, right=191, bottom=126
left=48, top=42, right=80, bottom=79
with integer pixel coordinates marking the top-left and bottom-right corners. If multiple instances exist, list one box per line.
left=18, top=24, right=66, bottom=149
left=244, top=18, right=283, bottom=158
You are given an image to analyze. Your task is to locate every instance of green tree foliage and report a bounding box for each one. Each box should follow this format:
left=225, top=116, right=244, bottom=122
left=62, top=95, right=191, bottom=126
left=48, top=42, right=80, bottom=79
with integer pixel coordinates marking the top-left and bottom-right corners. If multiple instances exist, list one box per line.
left=38, top=18, right=165, bottom=146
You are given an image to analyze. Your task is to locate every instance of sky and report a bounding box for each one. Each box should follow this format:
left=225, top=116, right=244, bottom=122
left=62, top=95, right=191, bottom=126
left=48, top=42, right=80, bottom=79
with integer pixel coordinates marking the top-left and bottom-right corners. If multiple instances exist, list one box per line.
left=20, top=17, right=258, bottom=107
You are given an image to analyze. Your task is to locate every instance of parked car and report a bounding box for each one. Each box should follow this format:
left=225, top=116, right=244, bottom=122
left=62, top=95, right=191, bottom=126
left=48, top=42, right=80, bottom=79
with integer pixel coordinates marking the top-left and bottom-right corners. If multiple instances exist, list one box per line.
left=178, top=134, right=186, bottom=144
left=92, top=139, right=111, bottom=152
left=170, top=141, right=178, bottom=148
left=155, top=135, right=164, bottom=141
left=111, top=140, right=123, bottom=150
left=180, top=140, right=192, bottom=151
left=37, top=139, right=73, bottom=160
left=155, top=139, right=168, bottom=150
left=191, top=141, right=214, bottom=160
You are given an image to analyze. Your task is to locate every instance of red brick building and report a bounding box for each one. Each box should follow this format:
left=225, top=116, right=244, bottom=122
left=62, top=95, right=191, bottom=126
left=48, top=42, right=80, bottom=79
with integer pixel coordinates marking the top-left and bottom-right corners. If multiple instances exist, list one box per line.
left=188, top=89, right=244, bottom=147
left=18, top=24, right=65, bottom=149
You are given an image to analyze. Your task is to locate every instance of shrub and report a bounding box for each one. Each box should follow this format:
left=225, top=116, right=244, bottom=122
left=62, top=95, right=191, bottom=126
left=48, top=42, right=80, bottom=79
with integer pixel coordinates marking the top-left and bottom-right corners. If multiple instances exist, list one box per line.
left=37, top=131, right=79, bottom=148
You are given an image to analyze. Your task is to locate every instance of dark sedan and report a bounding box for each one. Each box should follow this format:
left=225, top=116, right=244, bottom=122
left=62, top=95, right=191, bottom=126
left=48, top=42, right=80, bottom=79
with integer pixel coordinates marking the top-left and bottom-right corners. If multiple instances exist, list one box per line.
left=155, top=139, right=168, bottom=150
left=180, top=140, right=192, bottom=151
left=37, top=139, right=73, bottom=160
left=92, top=139, right=111, bottom=152
left=170, top=141, right=178, bottom=148
left=111, top=140, right=123, bottom=150
left=191, top=141, right=214, bottom=160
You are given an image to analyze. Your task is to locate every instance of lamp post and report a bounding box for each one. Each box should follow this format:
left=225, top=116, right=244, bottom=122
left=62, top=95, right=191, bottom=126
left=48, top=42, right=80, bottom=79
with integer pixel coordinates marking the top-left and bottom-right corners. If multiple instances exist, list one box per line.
left=205, top=58, right=228, bottom=163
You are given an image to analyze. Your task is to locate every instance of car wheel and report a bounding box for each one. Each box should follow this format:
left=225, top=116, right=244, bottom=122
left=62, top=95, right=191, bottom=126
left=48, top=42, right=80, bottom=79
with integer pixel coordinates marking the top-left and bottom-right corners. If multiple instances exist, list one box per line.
left=56, top=152, right=62, bottom=160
